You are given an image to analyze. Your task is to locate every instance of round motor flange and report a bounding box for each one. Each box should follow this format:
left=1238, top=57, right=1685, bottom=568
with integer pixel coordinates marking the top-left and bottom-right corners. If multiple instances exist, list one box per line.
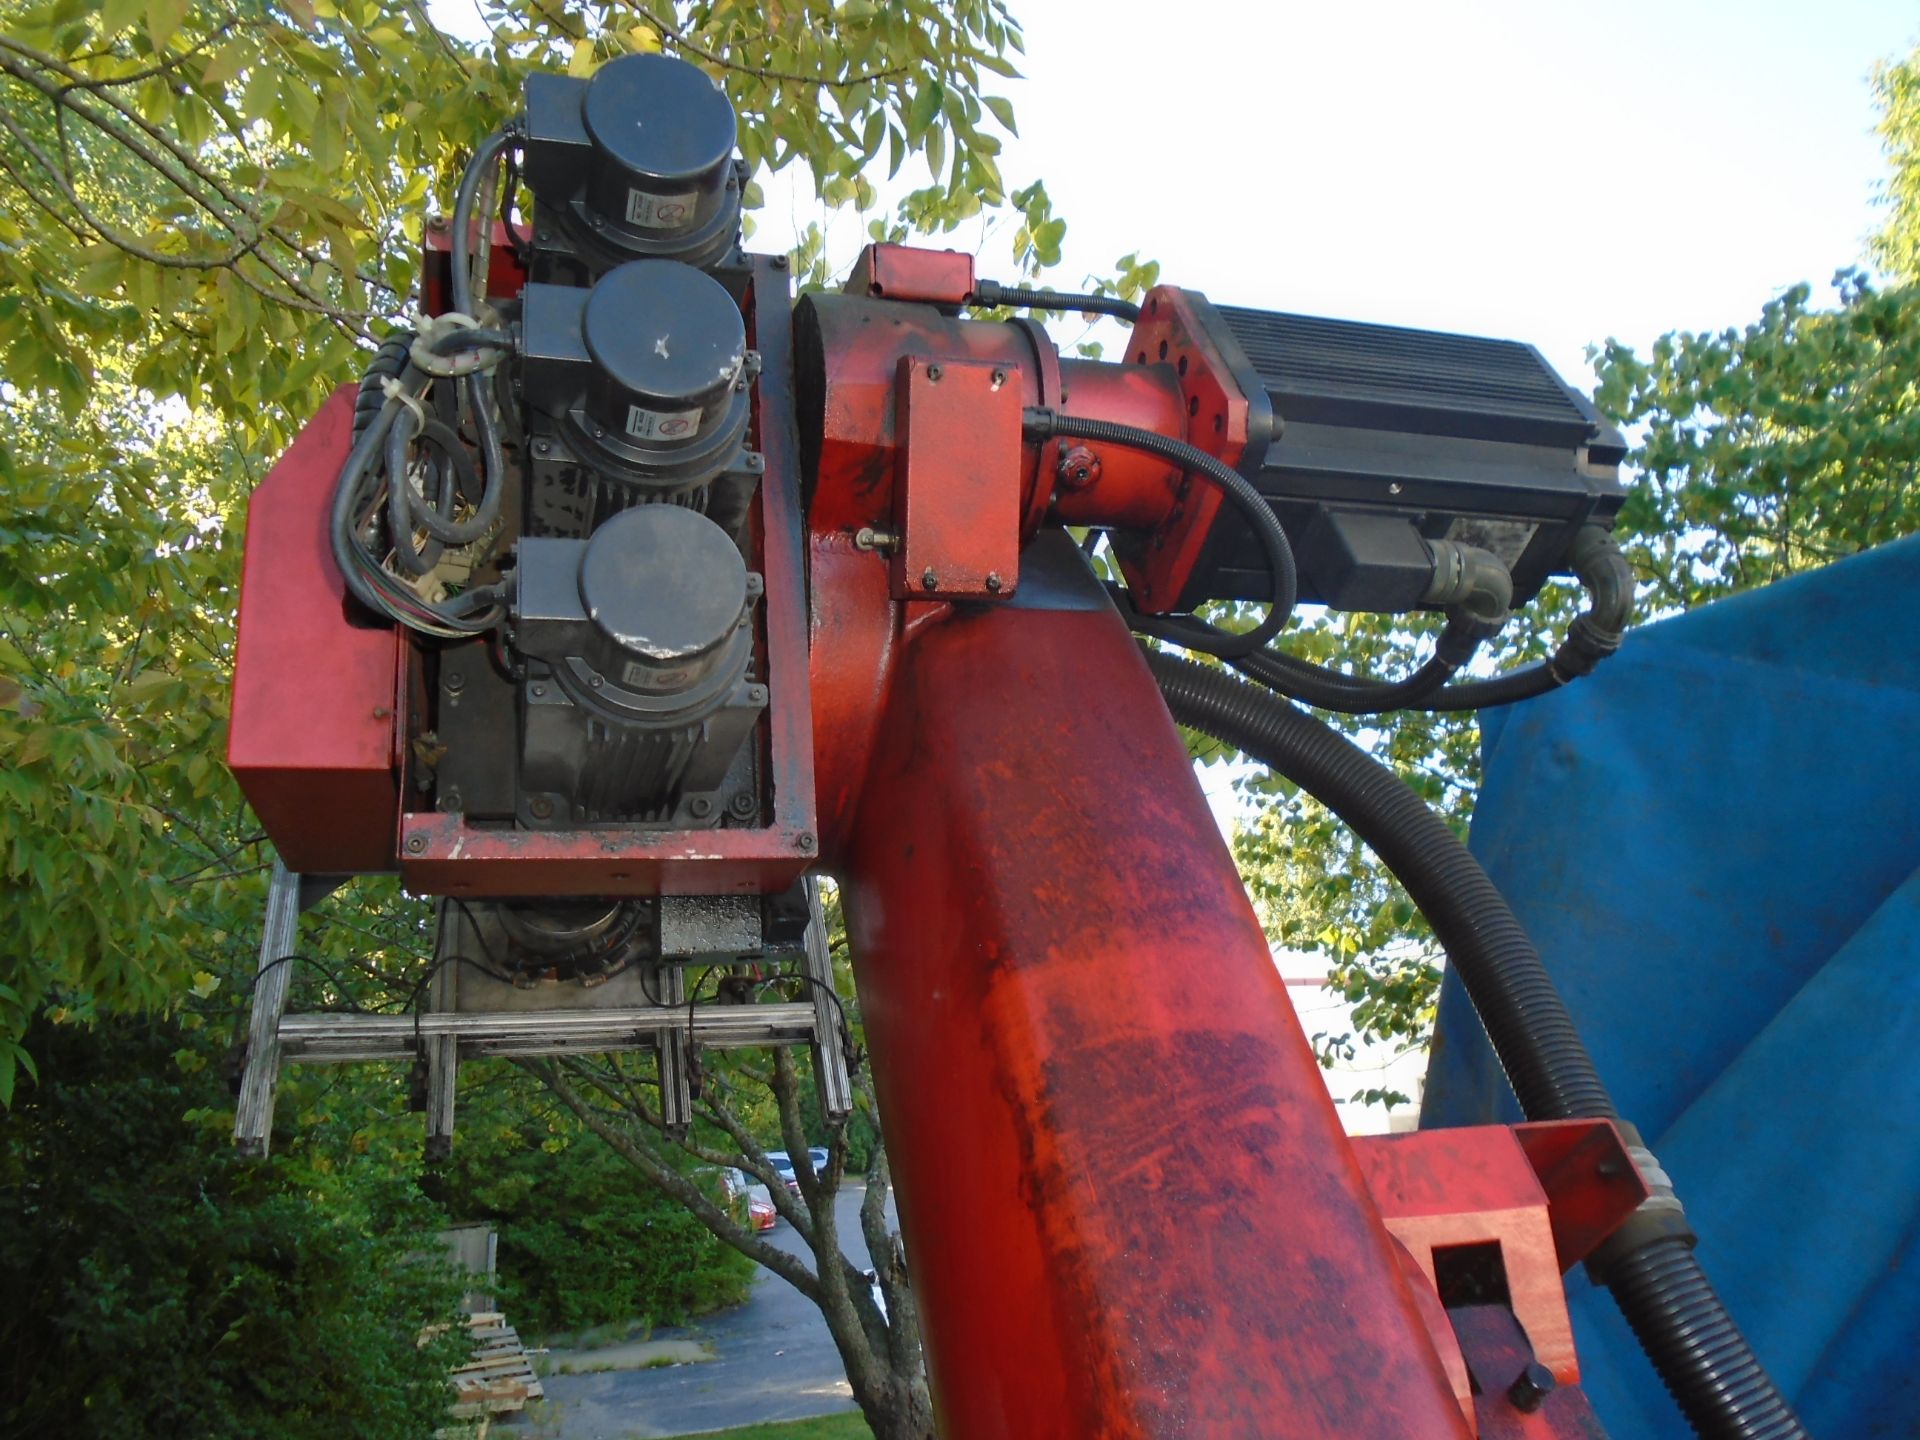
left=578, top=53, right=741, bottom=269
left=565, top=259, right=752, bottom=492
left=576, top=503, right=754, bottom=699
left=495, top=897, right=650, bottom=982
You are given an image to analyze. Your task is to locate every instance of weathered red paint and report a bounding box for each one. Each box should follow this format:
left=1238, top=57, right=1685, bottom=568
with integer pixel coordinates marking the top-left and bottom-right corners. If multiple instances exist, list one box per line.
left=1452, top=1305, right=1611, bottom=1438
left=1110, top=284, right=1257, bottom=612
left=228, top=384, right=403, bottom=874
left=844, top=241, right=976, bottom=306
left=834, top=560, right=1474, bottom=1437
left=1352, top=1124, right=1641, bottom=1386
left=1512, top=1119, right=1650, bottom=1273
left=891, top=357, right=1025, bottom=599
left=420, top=217, right=529, bottom=314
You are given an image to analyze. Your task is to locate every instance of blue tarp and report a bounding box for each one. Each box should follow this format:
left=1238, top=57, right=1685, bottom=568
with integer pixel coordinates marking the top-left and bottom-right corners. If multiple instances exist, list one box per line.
left=1422, top=535, right=1920, bottom=1439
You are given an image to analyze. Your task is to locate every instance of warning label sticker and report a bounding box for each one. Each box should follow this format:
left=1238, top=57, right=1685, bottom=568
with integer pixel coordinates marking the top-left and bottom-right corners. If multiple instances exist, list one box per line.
left=625, top=404, right=701, bottom=441
left=625, top=189, right=697, bottom=230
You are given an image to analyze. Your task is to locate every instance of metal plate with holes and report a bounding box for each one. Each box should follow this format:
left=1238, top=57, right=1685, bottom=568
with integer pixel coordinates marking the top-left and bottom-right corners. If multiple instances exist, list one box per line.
left=890, top=357, right=1023, bottom=601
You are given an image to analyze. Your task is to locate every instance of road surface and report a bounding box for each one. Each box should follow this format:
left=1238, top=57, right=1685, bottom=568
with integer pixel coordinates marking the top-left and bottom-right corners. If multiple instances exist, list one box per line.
left=539, top=1184, right=895, bottom=1439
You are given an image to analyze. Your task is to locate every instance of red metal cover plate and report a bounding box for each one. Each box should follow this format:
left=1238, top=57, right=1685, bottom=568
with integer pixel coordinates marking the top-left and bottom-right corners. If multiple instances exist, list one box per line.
left=227, top=385, right=402, bottom=873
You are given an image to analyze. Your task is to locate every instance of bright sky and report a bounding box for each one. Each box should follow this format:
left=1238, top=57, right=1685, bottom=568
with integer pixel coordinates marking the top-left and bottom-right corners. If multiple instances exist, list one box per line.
left=955, top=0, right=1920, bottom=391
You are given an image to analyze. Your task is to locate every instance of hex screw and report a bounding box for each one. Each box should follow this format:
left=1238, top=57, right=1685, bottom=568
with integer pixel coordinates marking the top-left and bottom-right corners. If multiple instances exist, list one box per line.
left=405, top=834, right=428, bottom=854
left=444, top=671, right=465, bottom=694
left=1507, top=1363, right=1557, bottom=1414
left=926, top=364, right=943, bottom=382
left=729, top=792, right=757, bottom=818
left=1058, top=444, right=1101, bottom=490
left=529, top=797, right=554, bottom=820
left=588, top=674, right=604, bottom=688
left=690, top=796, right=714, bottom=819
left=534, top=438, right=551, bottom=455
left=531, top=684, right=547, bottom=698
left=921, top=568, right=939, bottom=592
left=773, top=254, right=789, bottom=269
left=797, top=831, right=817, bottom=852
left=985, top=572, right=1003, bottom=594
left=991, top=367, right=1008, bottom=388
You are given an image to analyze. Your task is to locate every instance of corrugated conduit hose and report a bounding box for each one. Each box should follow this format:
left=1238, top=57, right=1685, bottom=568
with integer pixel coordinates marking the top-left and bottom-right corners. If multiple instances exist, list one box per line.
left=1145, top=648, right=1807, bottom=1440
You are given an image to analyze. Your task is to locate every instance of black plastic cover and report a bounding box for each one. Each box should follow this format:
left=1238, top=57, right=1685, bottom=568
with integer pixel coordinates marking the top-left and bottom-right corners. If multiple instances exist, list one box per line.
left=1176, top=302, right=1627, bottom=612
left=523, top=54, right=742, bottom=276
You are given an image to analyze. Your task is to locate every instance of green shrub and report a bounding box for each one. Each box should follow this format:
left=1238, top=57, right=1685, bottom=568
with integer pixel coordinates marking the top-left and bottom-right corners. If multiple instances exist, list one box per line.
left=0, top=1019, right=468, bottom=1440
left=436, top=1121, right=754, bottom=1336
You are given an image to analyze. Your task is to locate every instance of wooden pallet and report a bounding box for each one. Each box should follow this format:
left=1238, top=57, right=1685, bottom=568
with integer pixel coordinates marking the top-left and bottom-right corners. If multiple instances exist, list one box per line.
left=447, top=1312, right=545, bottom=1419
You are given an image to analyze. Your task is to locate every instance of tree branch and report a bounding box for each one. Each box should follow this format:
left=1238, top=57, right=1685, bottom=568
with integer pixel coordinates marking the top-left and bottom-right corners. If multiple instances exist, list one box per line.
left=524, top=1056, right=825, bottom=1300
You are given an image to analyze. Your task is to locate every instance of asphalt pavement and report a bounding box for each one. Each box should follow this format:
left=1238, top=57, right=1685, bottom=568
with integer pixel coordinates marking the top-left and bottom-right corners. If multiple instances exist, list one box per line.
left=534, top=1185, right=895, bottom=1439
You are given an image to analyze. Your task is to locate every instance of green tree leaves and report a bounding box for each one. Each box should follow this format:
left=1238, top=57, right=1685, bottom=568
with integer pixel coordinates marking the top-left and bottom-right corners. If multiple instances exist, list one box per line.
left=0, top=0, right=1034, bottom=1084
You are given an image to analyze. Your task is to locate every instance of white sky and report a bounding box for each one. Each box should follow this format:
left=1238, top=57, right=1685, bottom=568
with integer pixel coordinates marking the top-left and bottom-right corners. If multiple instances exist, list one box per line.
left=967, top=0, right=1919, bottom=390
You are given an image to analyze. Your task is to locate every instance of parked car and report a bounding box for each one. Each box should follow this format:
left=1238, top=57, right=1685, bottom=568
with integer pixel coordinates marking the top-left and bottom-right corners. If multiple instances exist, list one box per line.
left=764, top=1148, right=831, bottom=1197
left=711, top=1166, right=779, bottom=1230
left=746, top=1182, right=778, bottom=1231
left=764, top=1150, right=800, bottom=1195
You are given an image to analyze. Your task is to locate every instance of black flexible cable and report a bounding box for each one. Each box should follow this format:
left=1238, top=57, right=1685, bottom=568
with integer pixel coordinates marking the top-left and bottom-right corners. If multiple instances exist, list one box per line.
left=972, top=278, right=1141, bottom=322
left=384, top=406, right=454, bottom=577
left=1145, top=649, right=1807, bottom=1440
left=431, top=326, right=515, bottom=356
left=1419, top=527, right=1636, bottom=712
left=1025, top=409, right=1296, bottom=657
left=1117, top=591, right=1479, bottom=712
left=353, top=330, right=414, bottom=440
left=386, top=405, right=492, bottom=546
left=446, top=124, right=519, bottom=575
left=450, top=125, right=518, bottom=321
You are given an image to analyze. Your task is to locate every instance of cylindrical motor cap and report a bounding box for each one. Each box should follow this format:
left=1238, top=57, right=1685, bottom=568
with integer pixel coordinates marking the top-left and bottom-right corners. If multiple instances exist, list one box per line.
left=578, top=505, right=747, bottom=687
left=583, top=53, right=736, bottom=235
left=583, top=259, right=746, bottom=446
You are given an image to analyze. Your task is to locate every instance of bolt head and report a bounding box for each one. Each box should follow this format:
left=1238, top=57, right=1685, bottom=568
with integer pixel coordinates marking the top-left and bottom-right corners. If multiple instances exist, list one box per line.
left=925, top=364, right=943, bottom=382
left=920, top=568, right=939, bottom=592
left=534, top=438, right=551, bottom=455
left=985, top=572, right=1003, bottom=594
left=1507, top=1362, right=1557, bottom=1414
left=405, top=834, right=428, bottom=854
left=528, top=797, right=554, bottom=819
left=797, top=831, right=816, bottom=852
left=690, top=796, right=714, bottom=818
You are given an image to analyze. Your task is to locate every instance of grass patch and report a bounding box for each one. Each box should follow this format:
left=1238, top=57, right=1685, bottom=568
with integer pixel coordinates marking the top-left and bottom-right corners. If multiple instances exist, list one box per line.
left=670, top=1414, right=874, bottom=1439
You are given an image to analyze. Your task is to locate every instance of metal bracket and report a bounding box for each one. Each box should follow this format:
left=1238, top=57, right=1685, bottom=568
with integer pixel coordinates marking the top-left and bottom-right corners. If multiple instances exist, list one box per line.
left=805, top=877, right=853, bottom=1121
left=233, top=860, right=302, bottom=1157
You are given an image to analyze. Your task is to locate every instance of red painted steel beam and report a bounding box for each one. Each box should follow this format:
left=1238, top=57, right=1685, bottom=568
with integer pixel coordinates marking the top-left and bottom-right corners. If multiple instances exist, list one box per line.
left=838, top=545, right=1472, bottom=1437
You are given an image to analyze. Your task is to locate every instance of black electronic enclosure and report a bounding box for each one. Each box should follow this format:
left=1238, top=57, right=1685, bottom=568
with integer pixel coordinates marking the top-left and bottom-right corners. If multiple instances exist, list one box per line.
left=522, top=54, right=745, bottom=281
left=1176, top=301, right=1627, bottom=613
